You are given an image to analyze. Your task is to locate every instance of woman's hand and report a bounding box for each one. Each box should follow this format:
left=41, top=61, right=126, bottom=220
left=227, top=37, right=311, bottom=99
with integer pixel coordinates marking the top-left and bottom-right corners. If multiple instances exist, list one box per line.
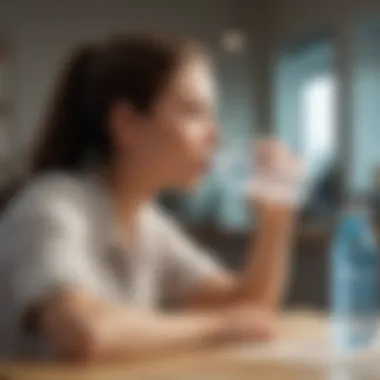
left=220, top=304, right=278, bottom=343
left=247, top=139, right=304, bottom=211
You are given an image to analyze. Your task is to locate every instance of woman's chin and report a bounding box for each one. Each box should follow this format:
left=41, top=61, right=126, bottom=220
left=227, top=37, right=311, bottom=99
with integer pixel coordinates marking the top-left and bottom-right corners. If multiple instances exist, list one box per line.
left=176, top=176, right=204, bottom=193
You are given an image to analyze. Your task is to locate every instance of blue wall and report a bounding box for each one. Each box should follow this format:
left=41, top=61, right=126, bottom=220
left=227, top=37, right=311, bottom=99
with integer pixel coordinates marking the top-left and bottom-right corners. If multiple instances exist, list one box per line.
left=351, top=18, right=380, bottom=193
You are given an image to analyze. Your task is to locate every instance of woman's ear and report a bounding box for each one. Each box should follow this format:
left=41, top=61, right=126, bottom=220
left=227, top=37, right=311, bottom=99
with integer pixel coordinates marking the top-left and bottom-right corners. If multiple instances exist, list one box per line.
left=108, top=101, right=138, bottom=151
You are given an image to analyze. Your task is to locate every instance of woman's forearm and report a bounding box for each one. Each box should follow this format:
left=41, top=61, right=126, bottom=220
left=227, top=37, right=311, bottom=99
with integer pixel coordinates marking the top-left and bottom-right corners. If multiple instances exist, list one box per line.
left=88, top=308, right=227, bottom=361
left=238, top=204, right=296, bottom=309
left=42, top=294, right=230, bottom=362
left=185, top=205, right=296, bottom=311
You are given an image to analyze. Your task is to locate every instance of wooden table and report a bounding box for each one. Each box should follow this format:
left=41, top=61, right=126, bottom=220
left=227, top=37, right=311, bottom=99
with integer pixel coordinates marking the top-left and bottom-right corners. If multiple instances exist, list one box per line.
left=0, top=310, right=375, bottom=380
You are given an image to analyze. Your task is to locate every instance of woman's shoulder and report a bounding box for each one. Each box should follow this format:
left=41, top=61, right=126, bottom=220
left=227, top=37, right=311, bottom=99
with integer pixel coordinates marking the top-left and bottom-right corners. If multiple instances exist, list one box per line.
left=2, top=171, right=100, bottom=224
left=21, top=171, right=92, bottom=204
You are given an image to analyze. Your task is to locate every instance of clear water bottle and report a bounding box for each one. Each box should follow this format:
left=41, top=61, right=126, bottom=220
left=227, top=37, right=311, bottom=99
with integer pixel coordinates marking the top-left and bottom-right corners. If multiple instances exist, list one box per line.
left=331, top=200, right=379, bottom=351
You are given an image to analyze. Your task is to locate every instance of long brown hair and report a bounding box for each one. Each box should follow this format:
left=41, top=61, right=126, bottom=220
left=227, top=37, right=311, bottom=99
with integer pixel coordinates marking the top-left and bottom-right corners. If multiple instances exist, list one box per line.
left=31, top=33, right=205, bottom=174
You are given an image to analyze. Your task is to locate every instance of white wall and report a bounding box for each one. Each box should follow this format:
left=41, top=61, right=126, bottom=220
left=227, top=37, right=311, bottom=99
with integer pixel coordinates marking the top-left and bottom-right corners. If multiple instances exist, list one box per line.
left=0, top=0, right=263, bottom=172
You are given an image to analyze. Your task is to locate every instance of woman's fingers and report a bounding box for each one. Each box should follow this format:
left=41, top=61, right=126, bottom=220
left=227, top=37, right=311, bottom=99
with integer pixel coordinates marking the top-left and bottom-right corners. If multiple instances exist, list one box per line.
left=248, top=139, right=305, bottom=207
left=255, top=139, right=302, bottom=179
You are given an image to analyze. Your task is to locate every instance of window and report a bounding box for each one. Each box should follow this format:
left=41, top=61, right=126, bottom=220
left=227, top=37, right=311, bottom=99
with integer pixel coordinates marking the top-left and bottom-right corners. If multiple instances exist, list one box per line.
left=299, top=73, right=337, bottom=180
left=275, top=36, right=337, bottom=195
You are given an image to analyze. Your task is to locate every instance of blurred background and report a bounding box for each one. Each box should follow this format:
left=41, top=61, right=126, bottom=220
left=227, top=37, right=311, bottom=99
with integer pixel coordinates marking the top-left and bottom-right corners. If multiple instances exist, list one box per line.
left=0, top=0, right=379, bottom=310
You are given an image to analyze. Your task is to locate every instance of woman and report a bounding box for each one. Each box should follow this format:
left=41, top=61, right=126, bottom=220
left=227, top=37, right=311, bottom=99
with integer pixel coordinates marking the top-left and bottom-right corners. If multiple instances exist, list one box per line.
left=0, top=34, right=302, bottom=361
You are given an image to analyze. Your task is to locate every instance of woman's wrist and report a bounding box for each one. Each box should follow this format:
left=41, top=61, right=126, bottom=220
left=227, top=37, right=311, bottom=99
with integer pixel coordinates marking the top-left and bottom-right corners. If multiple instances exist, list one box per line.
left=255, top=201, right=298, bottom=223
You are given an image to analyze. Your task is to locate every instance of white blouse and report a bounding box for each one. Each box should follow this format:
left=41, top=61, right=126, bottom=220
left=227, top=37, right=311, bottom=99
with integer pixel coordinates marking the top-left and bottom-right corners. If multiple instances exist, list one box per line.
left=0, top=171, right=222, bottom=358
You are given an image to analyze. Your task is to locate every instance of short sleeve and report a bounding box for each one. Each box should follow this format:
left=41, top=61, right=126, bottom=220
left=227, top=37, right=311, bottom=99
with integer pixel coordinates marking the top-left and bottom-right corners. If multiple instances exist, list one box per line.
left=156, top=210, right=226, bottom=302
left=4, top=175, right=97, bottom=320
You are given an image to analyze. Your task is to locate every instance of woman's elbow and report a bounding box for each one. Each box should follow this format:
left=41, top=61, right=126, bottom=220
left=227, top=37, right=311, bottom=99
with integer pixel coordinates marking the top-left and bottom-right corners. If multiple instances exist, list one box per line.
left=39, top=291, right=116, bottom=362
left=41, top=309, right=108, bottom=363
left=58, top=322, right=108, bottom=363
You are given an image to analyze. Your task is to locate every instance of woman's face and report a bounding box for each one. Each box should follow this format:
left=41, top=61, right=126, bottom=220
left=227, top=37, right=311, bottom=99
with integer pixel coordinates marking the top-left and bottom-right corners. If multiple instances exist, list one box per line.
left=115, top=56, right=219, bottom=191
